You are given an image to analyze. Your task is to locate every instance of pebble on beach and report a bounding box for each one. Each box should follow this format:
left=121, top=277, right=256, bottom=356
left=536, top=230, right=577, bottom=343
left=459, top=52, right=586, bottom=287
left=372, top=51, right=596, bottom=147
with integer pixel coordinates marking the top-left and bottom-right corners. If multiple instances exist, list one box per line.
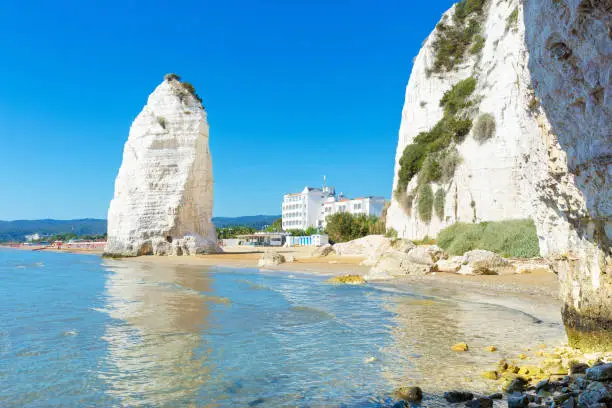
left=451, top=342, right=469, bottom=352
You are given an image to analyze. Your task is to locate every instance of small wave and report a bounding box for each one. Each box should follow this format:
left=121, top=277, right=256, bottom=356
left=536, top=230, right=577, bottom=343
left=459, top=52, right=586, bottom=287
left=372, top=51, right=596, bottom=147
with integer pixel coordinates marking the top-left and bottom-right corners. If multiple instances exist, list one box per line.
left=289, top=306, right=334, bottom=321
left=202, top=295, right=232, bottom=305
left=62, top=330, right=78, bottom=336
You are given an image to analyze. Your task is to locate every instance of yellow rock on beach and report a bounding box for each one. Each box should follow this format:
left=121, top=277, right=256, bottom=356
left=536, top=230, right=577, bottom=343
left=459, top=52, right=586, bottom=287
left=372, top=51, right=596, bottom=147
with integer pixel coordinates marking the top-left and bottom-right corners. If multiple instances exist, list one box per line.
left=451, top=342, right=469, bottom=352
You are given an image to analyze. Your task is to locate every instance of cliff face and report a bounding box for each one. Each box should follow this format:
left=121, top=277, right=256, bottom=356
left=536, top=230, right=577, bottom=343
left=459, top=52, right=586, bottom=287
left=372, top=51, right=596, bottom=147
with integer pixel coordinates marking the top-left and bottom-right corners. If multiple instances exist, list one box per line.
left=387, top=0, right=610, bottom=349
left=523, top=0, right=611, bottom=350
left=105, top=76, right=219, bottom=256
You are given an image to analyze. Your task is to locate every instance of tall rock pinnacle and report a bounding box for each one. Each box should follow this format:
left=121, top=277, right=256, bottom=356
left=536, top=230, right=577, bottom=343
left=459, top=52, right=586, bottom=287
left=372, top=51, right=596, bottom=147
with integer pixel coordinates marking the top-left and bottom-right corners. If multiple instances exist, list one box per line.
left=105, top=74, right=219, bottom=256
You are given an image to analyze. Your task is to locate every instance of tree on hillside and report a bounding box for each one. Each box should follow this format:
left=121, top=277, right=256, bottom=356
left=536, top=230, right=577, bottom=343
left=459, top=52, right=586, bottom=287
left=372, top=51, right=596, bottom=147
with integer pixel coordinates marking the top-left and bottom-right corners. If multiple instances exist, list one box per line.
left=264, top=218, right=282, bottom=232
left=324, top=213, right=386, bottom=243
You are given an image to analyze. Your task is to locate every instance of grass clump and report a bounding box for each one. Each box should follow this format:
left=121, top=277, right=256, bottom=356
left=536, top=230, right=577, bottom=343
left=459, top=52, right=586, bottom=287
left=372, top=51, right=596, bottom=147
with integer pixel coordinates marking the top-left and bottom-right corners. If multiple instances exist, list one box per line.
left=181, top=82, right=203, bottom=104
left=434, top=188, right=445, bottom=219
left=417, top=184, right=434, bottom=222
left=436, top=219, right=540, bottom=257
left=473, top=113, right=496, bottom=142
left=440, top=77, right=477, bottom=115
left=506, top=7, right=519, bottom=31
left=429, top=0, right=486, bottom=74
left=164, top=73, right=181, bottom=81
left=471, top=35, right=485, bottom=54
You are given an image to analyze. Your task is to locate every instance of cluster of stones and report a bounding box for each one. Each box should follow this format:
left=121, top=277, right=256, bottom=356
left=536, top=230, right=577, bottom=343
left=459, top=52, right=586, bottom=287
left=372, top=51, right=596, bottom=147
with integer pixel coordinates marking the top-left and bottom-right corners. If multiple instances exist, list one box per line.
left=307, top=235, right=551, bottom=280
left=392, top=362, right=610, bottom=407
left=498, top=362, right=611, bottom=408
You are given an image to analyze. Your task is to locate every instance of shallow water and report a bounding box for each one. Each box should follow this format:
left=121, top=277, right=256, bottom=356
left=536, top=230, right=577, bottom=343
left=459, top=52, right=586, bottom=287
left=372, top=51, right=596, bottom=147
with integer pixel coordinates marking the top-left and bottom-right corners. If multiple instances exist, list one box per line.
left=0, top=249, right=565, bottom=407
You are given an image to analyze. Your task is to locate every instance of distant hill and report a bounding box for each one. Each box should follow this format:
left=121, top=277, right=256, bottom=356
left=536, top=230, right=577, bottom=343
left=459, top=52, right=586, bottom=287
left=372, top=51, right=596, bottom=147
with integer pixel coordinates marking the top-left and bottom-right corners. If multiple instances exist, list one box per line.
left=0, top=215, right=281, bottom=242
left=0, top=219, right=107, bottom=242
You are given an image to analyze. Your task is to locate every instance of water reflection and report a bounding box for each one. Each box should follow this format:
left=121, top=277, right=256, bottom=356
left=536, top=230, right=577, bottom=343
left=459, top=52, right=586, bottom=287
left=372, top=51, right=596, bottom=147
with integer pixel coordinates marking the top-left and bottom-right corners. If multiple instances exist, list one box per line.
left=380, top=286, right=565, bottom=395
left=99, top=260, right=218, bottom=406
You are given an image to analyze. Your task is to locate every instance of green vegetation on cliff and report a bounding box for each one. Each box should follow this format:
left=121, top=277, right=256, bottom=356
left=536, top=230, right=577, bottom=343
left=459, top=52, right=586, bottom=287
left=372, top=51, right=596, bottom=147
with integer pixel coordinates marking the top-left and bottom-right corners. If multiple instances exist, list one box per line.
left=395, top=78, right=477, bottom=221
left=429, top=0, right=486, bottom=74
left=396, top=77, right=476, bottom=195
left=436, top=219, right=540, bottom=258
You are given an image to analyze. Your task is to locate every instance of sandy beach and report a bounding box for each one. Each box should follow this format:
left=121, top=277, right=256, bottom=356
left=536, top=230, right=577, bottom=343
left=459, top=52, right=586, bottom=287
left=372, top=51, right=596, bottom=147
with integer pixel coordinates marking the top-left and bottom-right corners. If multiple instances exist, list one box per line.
left=5, top=244, right=560, bottom=301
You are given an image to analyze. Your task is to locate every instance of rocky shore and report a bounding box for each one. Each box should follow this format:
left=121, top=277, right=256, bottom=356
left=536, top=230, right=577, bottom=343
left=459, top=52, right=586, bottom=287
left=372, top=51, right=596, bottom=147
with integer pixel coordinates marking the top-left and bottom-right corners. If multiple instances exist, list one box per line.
left=392, top=347, right=611, bottom=407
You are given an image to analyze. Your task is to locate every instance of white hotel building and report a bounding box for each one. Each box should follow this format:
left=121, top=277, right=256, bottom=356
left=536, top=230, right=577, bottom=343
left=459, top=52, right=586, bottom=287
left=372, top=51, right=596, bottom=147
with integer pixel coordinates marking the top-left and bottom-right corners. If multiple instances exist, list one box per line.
left=281, top=185, right=386, bottom=230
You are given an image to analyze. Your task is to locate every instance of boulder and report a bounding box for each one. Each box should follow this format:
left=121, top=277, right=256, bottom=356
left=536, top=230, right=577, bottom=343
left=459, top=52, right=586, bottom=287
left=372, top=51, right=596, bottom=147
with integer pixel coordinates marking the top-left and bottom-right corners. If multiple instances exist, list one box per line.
left=512, top=262, right=552, bottom=274
left=390, top=238, right=416, bottom=253
left=507, top=393, right=529, bottom=408
left=394, top=386, right=423, bottom=402
left=332, top=235, right=392, bottom=259
left=586, top=363, right=612, bottom=381
left=578, top=381, right=611, bottom=406
left=457, top=265, right=474, bottom=275
left=257, top=251, right=285, bottom=267
left=443, top=391, right=474, bottom=403
left=406, top=245, right=442, bottom=265
left=105, top=75, right=220, bottom=256
left=465, top=397, right=492, bottom=408
left=434, top=258, right=463, bottom=273
left=464, top=250, right=508, bottom=275
left=285, top=255, right=296, bottom=263
left=369, top=250, right=431, bottom=277
left=311, top=244, right=334, bottom=257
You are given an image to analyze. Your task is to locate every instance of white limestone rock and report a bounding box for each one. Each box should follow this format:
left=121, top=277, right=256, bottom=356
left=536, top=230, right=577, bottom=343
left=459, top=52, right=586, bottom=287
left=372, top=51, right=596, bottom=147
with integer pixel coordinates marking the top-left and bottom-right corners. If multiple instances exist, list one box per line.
left=332, top=235, right=393, bottom=259
left=387, top=0, right=547, bottom=240
left=434, top=258, right=463, bottom=273
left=406, top=245, right=443, bottom=265
left=523, top=0, right=611, bottom=343
left=105, top=76, right=219, bottom=256
left=258, top=251, right=286, bottom=267
left=311, top=244, right=335, bottom=257
left=384, top=0, right=610, bottom=345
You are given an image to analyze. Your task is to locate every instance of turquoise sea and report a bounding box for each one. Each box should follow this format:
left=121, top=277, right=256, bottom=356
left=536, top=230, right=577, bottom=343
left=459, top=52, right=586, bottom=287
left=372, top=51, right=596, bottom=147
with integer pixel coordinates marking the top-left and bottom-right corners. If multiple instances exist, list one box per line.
left=0, top=249, right=565, bottom=407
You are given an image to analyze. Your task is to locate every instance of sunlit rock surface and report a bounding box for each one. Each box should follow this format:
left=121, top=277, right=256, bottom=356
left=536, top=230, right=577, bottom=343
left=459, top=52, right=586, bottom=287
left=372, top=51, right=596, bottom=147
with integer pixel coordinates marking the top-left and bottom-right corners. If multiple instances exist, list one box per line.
left=386, top=0, right=610, bottom=349
left=105, top=76, right=219, bottom=256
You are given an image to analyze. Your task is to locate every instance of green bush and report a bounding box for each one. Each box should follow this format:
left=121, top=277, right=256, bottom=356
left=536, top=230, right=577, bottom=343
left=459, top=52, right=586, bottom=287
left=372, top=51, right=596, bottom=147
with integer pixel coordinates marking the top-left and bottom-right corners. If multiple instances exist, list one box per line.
left=436, top=219, right=540, bottom=258
left=470, top=35, right=485, bottom=54
left=325, top=213, right=386, bottom=243
left=164, top=73, right=181, bottom=81
left=419, top=156, right=442, bottom=185
left=434, top=189, right=445, bottom=219
left=439, top=147, right=462, bottom=182
left=385, top=228, right=398, bottom=238
left=447, top=115, right=473, bottom=142
left=440, top=77, right=477, bottom=115
left=397, top=143, right=427, bottom=192
left=417, top=184, right=434, bottom=222
left=506, top=7, right=519, bottom=31
left=429, top=0, right=486, bottom=73
left=473, top=113, right=496, bottom=142
left=181, top=82, right=204, bottom=104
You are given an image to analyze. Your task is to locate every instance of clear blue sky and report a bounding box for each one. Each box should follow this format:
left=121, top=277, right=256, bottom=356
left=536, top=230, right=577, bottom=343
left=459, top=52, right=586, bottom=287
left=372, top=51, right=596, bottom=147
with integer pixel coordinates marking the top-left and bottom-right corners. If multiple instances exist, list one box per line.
left=0, top=0, right=455, bottom=220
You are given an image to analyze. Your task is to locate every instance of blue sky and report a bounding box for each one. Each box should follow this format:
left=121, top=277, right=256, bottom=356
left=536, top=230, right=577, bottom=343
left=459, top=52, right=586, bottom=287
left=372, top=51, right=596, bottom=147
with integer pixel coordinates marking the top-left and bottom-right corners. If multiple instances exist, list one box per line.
left=0, top=0, right=455, bottom=219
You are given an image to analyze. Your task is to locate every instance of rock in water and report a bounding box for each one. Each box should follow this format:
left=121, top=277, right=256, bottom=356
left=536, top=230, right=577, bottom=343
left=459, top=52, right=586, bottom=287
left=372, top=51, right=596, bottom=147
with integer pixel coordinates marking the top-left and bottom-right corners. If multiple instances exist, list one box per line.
left=105, top=75, right=219, bottom=256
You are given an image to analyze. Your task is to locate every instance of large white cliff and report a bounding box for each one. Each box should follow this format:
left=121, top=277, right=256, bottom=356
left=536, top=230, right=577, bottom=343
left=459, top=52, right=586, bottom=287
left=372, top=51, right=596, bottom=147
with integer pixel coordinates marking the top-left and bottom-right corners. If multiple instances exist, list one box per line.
left=387, top=0, right=610, bottom=348
left=105, top=75, right=219, bottom=256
